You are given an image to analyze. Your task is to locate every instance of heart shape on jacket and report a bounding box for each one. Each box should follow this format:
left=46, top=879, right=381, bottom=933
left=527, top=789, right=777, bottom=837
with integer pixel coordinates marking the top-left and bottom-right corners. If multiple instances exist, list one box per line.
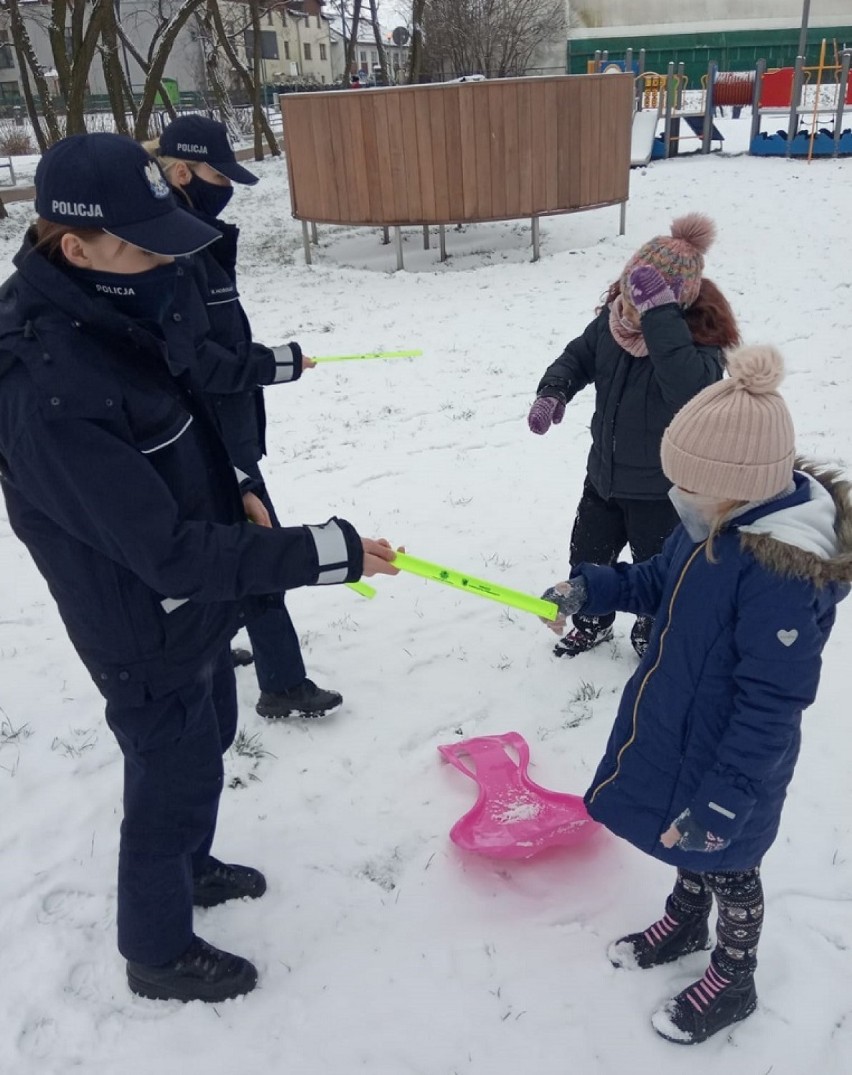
left=777, top=629, right=799, bottom=647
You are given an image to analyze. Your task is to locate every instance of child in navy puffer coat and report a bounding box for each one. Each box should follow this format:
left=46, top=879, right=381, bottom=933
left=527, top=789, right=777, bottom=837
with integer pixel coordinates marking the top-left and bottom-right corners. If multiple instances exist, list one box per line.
left=541, top=345, right=851, bottom=1045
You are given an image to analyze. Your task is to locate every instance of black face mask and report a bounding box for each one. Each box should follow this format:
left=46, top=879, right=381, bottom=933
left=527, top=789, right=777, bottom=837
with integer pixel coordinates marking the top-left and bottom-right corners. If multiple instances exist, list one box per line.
left=66, top=261, right=178, bottom=324
left=185, top=174, right=234, bottom=219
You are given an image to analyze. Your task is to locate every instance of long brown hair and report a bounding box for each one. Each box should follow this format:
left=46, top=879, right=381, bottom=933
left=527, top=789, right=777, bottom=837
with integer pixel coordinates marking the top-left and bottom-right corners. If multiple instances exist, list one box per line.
left=706, top=498, right=749, bottom=562
left=32, top=218, right=104, bottom=265
left=600, top=276, right=741, bottom=349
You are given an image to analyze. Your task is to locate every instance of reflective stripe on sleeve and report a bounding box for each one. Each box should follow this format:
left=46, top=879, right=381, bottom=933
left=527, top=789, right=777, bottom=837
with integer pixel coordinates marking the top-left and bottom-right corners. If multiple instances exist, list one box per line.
left=306, top=521, right=350, bottom=584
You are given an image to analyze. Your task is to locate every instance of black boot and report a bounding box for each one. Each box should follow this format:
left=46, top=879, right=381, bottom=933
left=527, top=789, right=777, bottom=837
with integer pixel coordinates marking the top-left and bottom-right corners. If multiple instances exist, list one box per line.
left=256, top=678, right=343, bottom=719
left=608, top=909, right=711, bottom=969
left=231, top=648, right=254, bottom=667
left=630, top=615, right=654, bottom=658
left=553, top=617, right=613, bottom=658
left=652, top=964, right=757, bottom=1044
left=127, top=935, right=258, bottom=1003
left=193, top=857, right=267, bottom=908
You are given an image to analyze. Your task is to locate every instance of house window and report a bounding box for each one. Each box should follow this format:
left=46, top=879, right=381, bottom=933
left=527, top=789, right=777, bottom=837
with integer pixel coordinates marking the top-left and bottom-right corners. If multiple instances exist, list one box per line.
left=244, top=29, right=280, bottom=61
left=371, top=51, right=377, bottom=65
left=266, top=11, right=273, bottom=26
left=284, top=41, right=290, bottom=60
left=0, top=30, right=13, bottom=70
left=359, top=51, right=367, bottom=64
left=304, top=43, right=312, bottom=61
left=319, top=43, right=327, bottom=61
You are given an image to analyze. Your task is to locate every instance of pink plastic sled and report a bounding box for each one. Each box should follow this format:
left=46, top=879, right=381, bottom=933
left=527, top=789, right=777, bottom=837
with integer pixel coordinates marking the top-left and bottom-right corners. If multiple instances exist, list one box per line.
left=437, top=732, right=599, bottom=859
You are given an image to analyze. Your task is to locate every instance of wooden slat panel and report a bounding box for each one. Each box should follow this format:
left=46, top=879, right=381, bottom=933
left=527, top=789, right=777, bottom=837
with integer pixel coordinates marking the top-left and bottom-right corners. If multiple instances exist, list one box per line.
left=503, top=81, right=521, bottom=217
left=384, top=90, right=408, bottom=221
left=529, top=82, right=547, bottom=212
left=487, top=84, right=507, bottom=218
left=347, top=97, right=371, bottom=220
left=281, top=77, right=633, bottom=226
left=516, top=81, right=533, bottom=215
left=430, top=89, right=450, bottom=221
left=543, top=81, right=559, bottom=210
left=444, top=90, right=464, bottom=220
left=414, top=90, right=437, bottom=220
left=473, top=86, right=492, bottom=220
left=399, top=91, right=422, bottom=222
left=458, top=86, right=478, bottom=218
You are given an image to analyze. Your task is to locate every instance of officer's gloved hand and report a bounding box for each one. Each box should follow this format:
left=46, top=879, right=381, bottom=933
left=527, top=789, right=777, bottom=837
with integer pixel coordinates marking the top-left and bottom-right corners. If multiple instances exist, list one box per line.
left=528, top=394, right=566, bottom=435
left=540, top=577, right=588, bottom=633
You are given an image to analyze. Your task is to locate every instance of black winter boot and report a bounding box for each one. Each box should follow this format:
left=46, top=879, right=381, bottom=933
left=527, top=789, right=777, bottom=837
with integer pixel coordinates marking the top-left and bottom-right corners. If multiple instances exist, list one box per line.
left=608, top=909, right=711, bottom=969
left=651, top=964, right=757, bottom=1044
left=231, top=648, right=254, bottom=667
left=193, top=857, right=267, bottom=908
left=127, top=935, right=258, bottom=1003
left=553, top=618, right=613, bottom=658
left=256, top=678, right=342, bottom=719
left=630, top=616, right=654, bottom=658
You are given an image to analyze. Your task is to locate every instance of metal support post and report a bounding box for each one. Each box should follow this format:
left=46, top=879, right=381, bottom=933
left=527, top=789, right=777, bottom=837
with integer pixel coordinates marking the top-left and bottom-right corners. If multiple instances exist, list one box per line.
left=301, top=220, right=312, bottom=265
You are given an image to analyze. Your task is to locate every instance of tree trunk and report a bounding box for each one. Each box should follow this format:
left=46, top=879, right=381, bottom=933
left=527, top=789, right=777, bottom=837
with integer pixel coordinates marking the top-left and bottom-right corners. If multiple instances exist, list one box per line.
left=343, top=0, right=364, bottom=80
left=367, top=0, right=389, bottom=85
left=407, top=0, right=427, bottom=84
left=64, top=1, right=110, bottom=135
left=196, top=6, right=240, bottom=141
left=206, top=0, right=280, bottom=157
left=6, top=0, right=62, bottom=145
left=133, top=0, right=207, bottom=141
left=115, top=27, right=178, bottom=126
left=247, top=0, right=265, bottom=160
left=0, top=197, right=7, bottom=221
left=100, top=2, right=130, bottom=136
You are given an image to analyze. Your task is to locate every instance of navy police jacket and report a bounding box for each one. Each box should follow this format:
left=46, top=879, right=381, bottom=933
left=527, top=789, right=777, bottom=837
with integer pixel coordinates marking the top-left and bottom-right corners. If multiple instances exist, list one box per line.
left=0, top=235, right=362, bottom=705
left=177, top=209, right=301, bottom=476
left=537, top=305, right=725, bottom=500
left=575, top=467, right=851, bottom=871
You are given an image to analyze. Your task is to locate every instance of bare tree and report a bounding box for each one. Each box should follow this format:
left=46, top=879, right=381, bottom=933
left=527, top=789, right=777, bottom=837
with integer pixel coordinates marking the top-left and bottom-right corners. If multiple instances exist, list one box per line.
left=366, top=0, right=388, bottom=84
left=422, top=0, right=566, bottom=80
left=406, top=0, right=427, bottom=84
left=3, top=0, right=62, bottom=148
left=206, top=0, right=280, bottom=158
left=131, top=0, right=208, bottom=139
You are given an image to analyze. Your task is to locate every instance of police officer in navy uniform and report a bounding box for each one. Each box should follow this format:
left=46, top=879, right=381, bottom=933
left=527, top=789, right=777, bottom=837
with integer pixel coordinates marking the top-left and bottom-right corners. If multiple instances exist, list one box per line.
left=149, top=114, right=342, bottom=721
left=0, top=133, right=398, bottom=1003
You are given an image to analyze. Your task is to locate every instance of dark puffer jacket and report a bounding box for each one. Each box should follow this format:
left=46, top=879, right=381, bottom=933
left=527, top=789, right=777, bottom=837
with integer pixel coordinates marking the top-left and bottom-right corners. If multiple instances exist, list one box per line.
left=574, top=466, right=851, bottom=871
left=536, top=304, right=725, bottom=500
left=0, top=237, right=362, bottom=706
left=176, top=209, right=301, bottom=477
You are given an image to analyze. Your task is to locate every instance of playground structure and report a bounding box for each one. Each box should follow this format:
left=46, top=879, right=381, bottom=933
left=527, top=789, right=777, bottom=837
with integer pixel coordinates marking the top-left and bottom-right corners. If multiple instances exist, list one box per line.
left=593, top=44, right=852, bottom=163
left=748, top=45, right=852, bottom=157
left=280, top=74, right=634, bottom=269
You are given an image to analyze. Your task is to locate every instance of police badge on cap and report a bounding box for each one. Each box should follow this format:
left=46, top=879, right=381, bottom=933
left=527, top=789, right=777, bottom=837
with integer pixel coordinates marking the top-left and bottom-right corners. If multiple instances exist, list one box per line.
left=145, top=160, right=171, bottom=200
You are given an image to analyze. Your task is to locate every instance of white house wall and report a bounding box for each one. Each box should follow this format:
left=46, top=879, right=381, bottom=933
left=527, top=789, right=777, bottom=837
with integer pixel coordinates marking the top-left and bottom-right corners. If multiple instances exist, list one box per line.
left=569, top=0, right=851, bottom=36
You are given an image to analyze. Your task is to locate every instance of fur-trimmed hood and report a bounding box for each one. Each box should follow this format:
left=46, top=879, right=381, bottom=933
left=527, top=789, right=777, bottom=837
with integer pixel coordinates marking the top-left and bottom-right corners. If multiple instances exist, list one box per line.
left=737, top=460, right=852, bottom=587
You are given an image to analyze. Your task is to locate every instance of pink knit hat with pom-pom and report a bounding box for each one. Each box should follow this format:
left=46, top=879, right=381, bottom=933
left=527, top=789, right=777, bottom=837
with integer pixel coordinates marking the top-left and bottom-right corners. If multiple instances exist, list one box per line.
left=661, top=345, right=796, bottom=501
left=621, top=213, right=716, bottom=308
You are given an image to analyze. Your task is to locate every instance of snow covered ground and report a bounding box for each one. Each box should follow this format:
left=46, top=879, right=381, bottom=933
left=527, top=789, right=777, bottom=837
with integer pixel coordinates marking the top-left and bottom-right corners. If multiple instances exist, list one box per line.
left=0, top=117, right=850, bottom=1074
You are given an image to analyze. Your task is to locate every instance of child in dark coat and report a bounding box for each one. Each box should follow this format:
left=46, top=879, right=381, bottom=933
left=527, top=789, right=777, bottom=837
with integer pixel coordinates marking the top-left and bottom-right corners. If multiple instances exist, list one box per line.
left=541, top=345, right=851, bottom=1043
left=529, top=214, right=740, bottom=659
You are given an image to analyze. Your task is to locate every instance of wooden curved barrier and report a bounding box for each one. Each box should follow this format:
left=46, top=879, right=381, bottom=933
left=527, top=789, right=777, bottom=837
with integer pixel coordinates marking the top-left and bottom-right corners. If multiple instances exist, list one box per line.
left=281, top=74, right=634, bottom=265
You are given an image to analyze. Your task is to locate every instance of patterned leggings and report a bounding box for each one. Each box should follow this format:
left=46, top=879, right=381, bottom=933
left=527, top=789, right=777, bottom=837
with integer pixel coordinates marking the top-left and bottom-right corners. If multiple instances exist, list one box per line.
left=668, top=866, right=764, bottom=979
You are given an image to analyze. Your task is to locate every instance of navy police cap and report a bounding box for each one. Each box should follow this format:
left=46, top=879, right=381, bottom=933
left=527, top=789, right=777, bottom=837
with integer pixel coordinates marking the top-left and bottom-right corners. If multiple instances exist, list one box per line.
left=158, top=115, right=259, bottom=185
left=34, top=133, right=221, bottom=256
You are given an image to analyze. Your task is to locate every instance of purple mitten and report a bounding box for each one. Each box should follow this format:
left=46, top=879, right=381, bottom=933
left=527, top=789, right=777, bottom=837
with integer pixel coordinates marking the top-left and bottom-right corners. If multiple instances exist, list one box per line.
left=528, top=395, right=565, bottom=435
left=626, top=264, right=681, bottom=314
